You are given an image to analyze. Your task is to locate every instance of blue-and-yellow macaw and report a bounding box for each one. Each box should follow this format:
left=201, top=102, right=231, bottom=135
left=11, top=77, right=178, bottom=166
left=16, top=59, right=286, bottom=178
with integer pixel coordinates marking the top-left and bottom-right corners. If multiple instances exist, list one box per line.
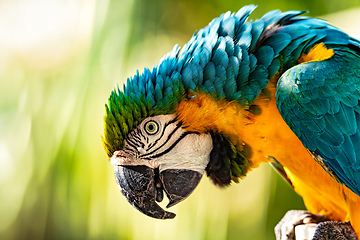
left=102, top=5, right=360, bottom=238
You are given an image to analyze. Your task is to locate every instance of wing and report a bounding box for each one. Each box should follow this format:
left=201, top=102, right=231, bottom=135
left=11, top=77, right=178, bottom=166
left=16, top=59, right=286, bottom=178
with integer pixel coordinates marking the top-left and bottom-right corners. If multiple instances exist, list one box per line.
left=276, top=46, right=360, bottom=196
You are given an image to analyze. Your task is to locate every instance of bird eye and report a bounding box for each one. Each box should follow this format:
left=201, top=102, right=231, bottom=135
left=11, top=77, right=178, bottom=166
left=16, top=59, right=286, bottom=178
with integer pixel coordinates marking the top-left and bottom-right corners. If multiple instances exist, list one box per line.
left=144, top=121, right=159, bottom=135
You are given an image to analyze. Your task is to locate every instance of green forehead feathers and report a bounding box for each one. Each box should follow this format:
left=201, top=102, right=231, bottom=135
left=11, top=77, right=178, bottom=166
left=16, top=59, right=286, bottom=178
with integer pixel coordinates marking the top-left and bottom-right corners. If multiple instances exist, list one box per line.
left=102, top=50, right=186, bottom=157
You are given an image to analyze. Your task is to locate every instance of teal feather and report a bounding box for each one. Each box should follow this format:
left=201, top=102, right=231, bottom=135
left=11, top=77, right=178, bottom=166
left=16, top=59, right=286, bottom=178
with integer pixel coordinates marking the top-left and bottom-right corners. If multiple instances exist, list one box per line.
left=237, top=22, right=252, bottom=49
left=213, top=40, right=229, bottom=67
left=203, top=80, right=216, bottom=95
left=280, top=25, right=310, bottom=39
left=181, top=65, right=195, bottom=90
left=321, top=118, right=344, bottom=146
left=229, top=56, right=240, bottom=77
left=249, top=20, right=265, bottom=51
left=334, top=104, right=357, bottom=135
left=204, top=62, right=216, bottom=81
left=274, top=10, right=307, bottom=24
left=249, top=54, right=257, bottom=73
left=234, top=4, right=256, bottom=23
left=255, top=46, right=274, bottom=68
left=219, top=14, right=236, bottom=38
left=260, top=9, right=281, bottom=27
left=236, top=47, right=250, bottom=88
left=251, top=65, right=269, bottom=89
left=268, top=59, right=281, bottom=77
left=224, top=70, right=237, bottom=98
left=300, top=118, right=325, bottom=136
left=214, top=77, right=226, bottom=98
left=263, top=33, right=293, bottom=56
left=224, top=36, right=235, bottom=56
left=154, top=84, right=163, bottom=103
left=215, top=65, right=227, bottom=81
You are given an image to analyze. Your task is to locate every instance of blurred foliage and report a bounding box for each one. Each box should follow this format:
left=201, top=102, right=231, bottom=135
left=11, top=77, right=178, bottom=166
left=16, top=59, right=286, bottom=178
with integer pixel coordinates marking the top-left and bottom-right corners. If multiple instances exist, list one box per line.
left=0, top=0, right=359, bottom=239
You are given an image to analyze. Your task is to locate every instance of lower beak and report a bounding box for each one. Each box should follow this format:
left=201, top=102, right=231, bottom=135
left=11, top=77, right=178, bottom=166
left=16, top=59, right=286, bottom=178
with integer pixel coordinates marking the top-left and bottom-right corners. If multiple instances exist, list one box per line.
left=114, top=165, right=202, bottom=219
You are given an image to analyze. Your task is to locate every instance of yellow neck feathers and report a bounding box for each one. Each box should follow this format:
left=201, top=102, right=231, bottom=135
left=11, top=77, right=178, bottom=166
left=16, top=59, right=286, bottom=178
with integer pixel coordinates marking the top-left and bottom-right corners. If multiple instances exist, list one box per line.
left=176, top=92, right=249, bottom=149
left=298, top=43, right=334, bottom=64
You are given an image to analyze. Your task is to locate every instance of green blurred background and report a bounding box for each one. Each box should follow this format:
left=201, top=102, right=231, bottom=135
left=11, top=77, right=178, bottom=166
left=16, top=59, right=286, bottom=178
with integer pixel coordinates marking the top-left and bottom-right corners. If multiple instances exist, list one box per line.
left=1, top=0, right=360, bottom=239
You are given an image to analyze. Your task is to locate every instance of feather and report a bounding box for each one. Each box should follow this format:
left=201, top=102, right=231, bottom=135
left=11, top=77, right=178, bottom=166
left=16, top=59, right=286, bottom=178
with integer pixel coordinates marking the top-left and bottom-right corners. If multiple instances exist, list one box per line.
left=333, top=104, right=357, bottom=135
left=249, top=53, right=257, bottom=73
left=203, top=80, right=216, bottom=95
left=236, top=48, right=250, bottom=88
left=268, top=59, right=281, bottom=78
left=213, top=40, right=229, bottom=67
left=255, top=45, right=274, bottom=68
left=234, top=4, right=257, bottom=25
left=224, top=73, right=236, bottom=98
left=204, top=62, right=216, bottom=81
left=224, top=36, right=235, bottom=56
left=250, top=65, right=269, bottom=89
left=264, top=32, right=292, bottom=55
left=250, top=20, right=265, bottom=51
left=228, top=56, right=240, bottom=77
left=214, top=77, right=226, bottom=98
left=274, top=10, right=307, bottom=25
left=259, top=9, right=281, bottom=27
left=236, top=22, right=252, bottom=49
left=219, top=15, right=236, bottom=37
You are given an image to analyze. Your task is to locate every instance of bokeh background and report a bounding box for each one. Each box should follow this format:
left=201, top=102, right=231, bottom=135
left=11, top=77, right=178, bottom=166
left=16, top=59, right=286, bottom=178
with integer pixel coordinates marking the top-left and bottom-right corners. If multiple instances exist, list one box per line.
left=1, top=0, right=360, bottom=239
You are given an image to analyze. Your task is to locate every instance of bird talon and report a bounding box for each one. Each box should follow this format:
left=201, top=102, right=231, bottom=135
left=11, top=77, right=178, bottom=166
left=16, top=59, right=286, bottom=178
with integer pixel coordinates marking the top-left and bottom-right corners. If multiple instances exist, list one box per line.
left=275, top=210, right=329, bottom=240
left=275, top=210, right=358, bottom=240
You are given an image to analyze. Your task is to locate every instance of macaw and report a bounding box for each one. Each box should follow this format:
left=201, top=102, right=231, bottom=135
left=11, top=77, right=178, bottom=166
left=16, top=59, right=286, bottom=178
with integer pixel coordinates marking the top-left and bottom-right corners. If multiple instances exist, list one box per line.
left=102, top=5, right=360, bottom=239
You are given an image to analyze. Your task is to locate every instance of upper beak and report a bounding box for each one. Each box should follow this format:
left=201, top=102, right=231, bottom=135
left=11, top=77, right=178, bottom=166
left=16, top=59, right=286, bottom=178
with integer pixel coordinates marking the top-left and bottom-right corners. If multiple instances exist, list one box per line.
left=114, top=165, right=202, bottom=219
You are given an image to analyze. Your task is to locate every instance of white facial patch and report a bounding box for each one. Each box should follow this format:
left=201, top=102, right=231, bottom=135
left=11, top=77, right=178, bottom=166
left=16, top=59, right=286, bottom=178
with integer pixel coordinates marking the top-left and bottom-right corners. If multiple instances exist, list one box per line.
left=112, top=114, right=213, bottom=175
left=157, top=133, right=213, bottom=174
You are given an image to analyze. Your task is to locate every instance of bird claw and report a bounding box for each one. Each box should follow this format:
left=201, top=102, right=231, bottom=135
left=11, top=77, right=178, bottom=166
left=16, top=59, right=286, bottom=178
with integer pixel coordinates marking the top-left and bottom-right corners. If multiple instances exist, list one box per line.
left=275, top=210, right=329, bottom=240
left=275, top=210, right=357, bottom=240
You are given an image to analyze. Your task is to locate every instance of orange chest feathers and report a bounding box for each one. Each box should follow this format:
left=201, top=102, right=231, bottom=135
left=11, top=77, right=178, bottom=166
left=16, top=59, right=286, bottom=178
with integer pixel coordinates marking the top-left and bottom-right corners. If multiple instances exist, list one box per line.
left=243, top=87, right=360, bottom=225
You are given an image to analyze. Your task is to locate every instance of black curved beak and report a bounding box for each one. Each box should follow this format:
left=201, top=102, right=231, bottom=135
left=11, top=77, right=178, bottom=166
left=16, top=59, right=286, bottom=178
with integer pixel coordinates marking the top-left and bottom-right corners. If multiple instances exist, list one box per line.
left=114, top=165, right=202, bottom=219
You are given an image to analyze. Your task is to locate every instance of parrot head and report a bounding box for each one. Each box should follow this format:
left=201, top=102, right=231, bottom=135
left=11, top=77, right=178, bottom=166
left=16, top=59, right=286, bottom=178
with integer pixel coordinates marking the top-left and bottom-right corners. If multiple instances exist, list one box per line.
left=103, top=81, right=252, bottom=219
left=109, top=114, right=213, bottom=219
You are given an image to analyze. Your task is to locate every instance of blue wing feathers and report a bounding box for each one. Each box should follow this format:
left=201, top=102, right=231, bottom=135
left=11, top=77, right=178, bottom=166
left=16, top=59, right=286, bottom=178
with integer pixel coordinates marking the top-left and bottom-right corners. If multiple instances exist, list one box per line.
left=341, top=135, right=357, bottom=165
left=323, top=117, right=345, bottom=146
left=336, top=104, right=357, bottom=135
left=277, top=51, right=360, bottom=196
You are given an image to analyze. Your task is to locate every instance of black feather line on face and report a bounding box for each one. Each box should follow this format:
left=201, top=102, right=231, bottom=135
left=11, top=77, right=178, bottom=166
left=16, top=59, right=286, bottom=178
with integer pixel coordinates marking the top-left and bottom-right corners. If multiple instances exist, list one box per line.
left=141, top=122, right=182, bottom=158
left=126, top=138, right=141, bottom=152
left=147, top=118, right=177, bottom=151
left=149, top=132, right=196, bottom=159
left=205, top=132, right=233, bottom=187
